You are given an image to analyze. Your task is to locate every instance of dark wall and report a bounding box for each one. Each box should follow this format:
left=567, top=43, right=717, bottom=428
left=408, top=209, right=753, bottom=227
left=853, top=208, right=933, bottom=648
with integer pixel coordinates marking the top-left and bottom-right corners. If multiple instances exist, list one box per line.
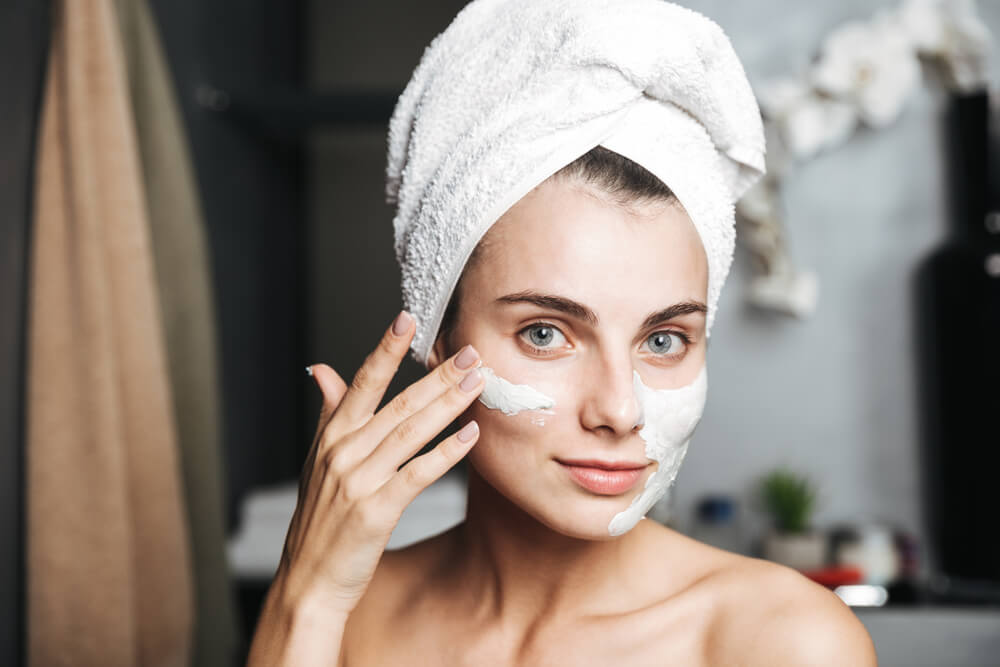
left=148, top=0, right=307, bottom=532
left=0, top=2, right=50, bottom=664
left=304, top=1, right=470, bottom=429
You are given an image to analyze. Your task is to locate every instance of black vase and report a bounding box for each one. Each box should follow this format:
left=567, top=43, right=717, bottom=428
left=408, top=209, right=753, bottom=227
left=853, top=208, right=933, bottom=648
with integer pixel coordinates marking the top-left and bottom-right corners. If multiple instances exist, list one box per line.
left=915, top=90, right=1000, bottom=592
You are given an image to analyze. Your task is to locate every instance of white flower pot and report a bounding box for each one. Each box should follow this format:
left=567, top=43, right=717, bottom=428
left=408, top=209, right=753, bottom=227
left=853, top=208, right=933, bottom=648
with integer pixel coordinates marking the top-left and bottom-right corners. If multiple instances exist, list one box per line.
left=762, top=530, right=827, bottom=571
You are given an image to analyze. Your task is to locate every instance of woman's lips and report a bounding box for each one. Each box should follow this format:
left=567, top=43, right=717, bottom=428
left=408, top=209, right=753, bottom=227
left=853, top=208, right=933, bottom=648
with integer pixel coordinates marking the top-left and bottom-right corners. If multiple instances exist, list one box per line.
left=557, top=459, right=646, bottom=495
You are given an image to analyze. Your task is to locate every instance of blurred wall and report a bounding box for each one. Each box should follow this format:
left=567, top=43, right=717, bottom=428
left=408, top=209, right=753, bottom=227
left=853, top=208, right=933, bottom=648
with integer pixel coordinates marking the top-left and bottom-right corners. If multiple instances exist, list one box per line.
left=677, top=0, right=1000, bottom=554
left=304, top=1, right=470, bottom=435
left=151, top=0, right=306, bottom=532
left=305, top=0, right=1000, bottom=557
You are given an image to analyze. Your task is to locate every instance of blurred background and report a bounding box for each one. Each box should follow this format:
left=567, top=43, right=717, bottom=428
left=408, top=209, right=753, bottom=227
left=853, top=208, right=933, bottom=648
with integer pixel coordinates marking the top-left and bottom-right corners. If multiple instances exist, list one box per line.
left=2, top=0, right=999, bottom=665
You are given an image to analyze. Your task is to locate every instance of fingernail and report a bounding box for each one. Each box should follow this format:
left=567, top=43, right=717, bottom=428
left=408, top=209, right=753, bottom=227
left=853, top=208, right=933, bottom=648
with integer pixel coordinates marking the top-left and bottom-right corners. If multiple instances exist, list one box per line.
left=305, top=365, right=314, bottom=376
left=392, top=310, right=413, bottom=336
left=459, top=368, right=482, bottom=392
left=457, top=420, right=479, bottom=443
left=455, top=344, right=479, bottom=370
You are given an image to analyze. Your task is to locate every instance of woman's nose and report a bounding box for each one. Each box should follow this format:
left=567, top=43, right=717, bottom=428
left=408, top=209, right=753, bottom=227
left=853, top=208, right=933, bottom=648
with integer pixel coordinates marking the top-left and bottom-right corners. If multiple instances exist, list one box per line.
left=579, top=354, right=642, bottom=438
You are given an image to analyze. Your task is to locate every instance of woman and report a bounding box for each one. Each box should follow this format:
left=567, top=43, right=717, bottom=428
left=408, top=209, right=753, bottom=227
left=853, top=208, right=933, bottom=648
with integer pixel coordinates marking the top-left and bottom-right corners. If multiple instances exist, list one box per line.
left=248, top=1, right=878, bottom=664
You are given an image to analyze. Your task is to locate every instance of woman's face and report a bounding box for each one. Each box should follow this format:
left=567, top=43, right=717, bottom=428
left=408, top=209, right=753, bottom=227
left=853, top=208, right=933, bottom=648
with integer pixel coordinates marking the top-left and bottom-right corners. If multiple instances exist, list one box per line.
left=429, top=175, right=709, bottom=540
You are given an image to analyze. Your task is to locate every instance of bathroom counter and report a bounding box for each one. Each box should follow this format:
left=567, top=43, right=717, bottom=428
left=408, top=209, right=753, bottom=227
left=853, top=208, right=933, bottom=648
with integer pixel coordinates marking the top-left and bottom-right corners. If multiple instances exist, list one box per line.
left=855, top=606, right=1000, bottom=667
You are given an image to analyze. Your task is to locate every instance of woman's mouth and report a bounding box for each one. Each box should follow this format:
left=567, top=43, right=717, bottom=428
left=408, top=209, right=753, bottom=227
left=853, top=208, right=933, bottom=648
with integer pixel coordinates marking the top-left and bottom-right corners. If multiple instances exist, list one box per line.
left=557, top=459, right=647, bottom=495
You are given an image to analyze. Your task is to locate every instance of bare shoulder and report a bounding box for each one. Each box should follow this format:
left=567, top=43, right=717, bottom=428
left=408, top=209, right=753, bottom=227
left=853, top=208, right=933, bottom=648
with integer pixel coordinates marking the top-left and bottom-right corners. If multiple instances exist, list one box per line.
left=704, top=556, right=877, bottom=666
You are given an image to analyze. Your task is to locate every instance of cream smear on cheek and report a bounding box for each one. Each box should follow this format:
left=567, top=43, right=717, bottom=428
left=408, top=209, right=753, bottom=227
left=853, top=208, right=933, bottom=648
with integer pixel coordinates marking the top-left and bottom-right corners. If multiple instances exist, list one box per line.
left=477, top=366, right=556, bottom=415
left=607, top=365, right=708, bottom=536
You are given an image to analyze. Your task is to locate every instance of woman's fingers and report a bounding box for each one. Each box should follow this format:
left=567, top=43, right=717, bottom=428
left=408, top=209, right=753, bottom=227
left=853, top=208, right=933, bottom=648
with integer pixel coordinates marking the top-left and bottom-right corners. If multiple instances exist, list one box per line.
left=361, top=343, right=481, bottom=446
left=332, top=311, right=415, bottom=429
left=376, top=420, right=480, bottom=511
left=355, top=366, right=484, bottom=487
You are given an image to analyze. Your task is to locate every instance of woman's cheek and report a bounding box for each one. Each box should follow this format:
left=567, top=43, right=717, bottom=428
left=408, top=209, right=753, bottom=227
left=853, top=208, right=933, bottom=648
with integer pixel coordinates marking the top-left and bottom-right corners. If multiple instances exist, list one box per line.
left=463, top=389, right=568, bottom=490
left=463, top=366, right=569, bottom=449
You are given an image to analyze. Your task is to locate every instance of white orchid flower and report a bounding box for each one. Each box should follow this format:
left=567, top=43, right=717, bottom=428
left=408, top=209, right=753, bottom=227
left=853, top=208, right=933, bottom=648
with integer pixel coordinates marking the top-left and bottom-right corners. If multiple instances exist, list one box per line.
left=782, top=93, right=858, bottom=160
left=897, top=0, right=992, bottom=91
left=810, top=9, right=921, bottom=128
left=757, top=77, right=858, bottom=160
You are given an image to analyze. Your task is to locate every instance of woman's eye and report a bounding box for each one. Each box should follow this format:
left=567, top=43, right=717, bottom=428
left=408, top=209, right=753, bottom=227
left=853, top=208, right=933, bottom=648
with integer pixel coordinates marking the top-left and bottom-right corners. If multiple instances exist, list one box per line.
left=644, top=331, right=687, bottom=356
left=519, top=323, right=566, bottom=349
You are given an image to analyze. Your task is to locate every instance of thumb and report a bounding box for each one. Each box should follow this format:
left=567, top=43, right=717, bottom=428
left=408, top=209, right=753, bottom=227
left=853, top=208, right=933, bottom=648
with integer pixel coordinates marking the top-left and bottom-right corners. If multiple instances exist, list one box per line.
left=306, top=363, right=348, bottom=432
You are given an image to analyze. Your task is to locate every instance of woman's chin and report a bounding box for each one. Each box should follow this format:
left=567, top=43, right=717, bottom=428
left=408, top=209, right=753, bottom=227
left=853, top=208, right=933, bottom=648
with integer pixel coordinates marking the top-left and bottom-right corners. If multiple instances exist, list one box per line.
left=523, top=494, right=643, bottom=541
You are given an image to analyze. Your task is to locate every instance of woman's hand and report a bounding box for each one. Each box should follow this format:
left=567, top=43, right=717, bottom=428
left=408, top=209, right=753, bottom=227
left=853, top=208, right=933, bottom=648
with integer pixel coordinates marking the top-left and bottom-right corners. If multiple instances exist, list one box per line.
left=248, top=311, right=484, bottom=665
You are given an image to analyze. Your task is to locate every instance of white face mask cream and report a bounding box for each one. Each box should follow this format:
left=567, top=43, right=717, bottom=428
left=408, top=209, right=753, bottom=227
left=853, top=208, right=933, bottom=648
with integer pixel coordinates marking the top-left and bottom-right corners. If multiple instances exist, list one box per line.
left=607, top=364, right=708, bottom=536
left=477, top=365, right=556, bottom=416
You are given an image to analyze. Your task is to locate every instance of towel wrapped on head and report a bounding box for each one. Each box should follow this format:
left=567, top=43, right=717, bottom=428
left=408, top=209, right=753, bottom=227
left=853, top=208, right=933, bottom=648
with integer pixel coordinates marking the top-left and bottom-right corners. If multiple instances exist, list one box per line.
left=386, top=0, right=766, bottom=366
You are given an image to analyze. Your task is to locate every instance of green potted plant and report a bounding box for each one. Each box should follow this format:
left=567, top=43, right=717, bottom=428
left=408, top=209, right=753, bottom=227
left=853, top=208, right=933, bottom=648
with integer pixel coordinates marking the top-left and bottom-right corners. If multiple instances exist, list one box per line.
left=758, top=467, right=825, bottom=570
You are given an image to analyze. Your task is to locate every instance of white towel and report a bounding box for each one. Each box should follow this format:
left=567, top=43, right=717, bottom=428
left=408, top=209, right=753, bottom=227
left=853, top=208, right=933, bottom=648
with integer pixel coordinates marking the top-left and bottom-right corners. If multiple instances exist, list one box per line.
left=386, top=0, right=766, bottom=365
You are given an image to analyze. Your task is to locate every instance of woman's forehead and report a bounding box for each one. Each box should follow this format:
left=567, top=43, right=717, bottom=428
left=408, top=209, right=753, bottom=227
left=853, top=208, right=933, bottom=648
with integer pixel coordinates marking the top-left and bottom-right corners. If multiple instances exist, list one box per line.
left=468, top=177, right=709, bottom=309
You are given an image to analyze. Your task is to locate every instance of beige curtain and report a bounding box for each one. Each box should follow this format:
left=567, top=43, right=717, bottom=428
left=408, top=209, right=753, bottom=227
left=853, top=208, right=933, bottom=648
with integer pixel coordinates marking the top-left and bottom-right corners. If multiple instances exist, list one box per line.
left=26, top=0, right=236, bottom=664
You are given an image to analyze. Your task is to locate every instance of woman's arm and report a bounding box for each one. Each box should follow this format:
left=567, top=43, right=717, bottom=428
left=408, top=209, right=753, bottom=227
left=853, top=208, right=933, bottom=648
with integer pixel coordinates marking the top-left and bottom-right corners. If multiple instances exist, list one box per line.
left=247, top=578, right=349, bottom=666
left=245, top=310, right=485, bottom=666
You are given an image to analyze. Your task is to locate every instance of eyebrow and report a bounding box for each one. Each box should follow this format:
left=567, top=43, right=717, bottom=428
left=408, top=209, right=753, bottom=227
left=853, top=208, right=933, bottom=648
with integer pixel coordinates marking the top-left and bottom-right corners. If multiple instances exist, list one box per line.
left=494, top=290, right=707, bottom=330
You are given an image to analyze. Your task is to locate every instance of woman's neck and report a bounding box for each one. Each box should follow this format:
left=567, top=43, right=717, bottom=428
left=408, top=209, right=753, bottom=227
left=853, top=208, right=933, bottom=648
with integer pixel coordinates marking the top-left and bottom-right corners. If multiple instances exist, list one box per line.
left=446, top=467, right=665, bottom=629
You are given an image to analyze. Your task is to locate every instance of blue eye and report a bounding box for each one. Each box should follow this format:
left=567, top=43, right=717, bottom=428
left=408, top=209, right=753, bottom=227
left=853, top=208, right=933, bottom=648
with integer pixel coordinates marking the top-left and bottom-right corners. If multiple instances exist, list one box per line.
left=520, top=323, right=566, bottom=349
left=644, top=331, right=687, bottom=356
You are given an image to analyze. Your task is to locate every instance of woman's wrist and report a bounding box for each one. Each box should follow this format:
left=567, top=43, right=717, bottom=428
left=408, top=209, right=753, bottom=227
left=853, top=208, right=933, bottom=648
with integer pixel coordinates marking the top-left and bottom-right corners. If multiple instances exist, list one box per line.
left=247, top=574, right=350, bottom=667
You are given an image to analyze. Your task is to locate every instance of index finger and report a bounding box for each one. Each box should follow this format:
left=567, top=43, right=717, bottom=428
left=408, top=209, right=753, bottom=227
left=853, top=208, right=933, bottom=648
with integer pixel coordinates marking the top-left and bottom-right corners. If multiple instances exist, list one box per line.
left=334, top=310, right=415, bottom=427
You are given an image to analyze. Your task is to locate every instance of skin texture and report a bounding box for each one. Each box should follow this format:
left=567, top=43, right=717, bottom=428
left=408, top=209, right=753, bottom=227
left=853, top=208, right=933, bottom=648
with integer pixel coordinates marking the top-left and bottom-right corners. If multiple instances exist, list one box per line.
left=338, top=177, right=877, bottom=666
